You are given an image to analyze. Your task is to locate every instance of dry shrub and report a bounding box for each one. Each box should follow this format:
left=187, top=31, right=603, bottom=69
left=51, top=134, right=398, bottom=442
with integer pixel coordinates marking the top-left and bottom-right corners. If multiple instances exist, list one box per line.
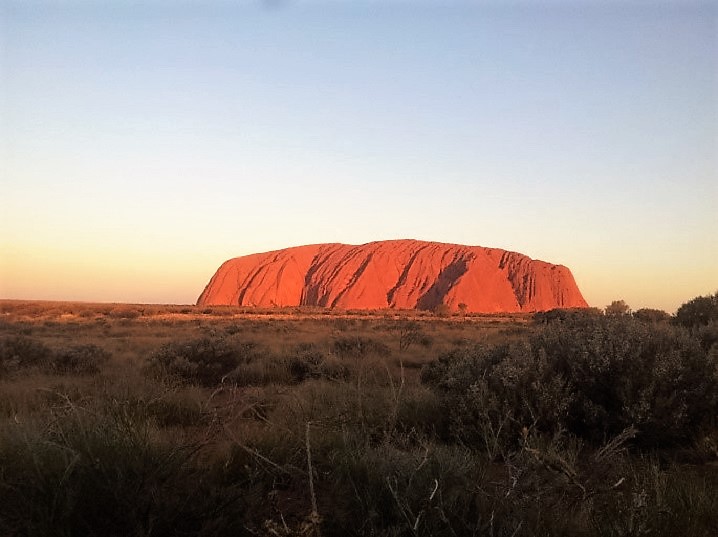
left=423, top=316, right=718, bottom=451
left=331, top=336, right=391, bottom=359
left=146, top=337, right=263, bottom=386
left=0, top=407, right=246, bottom=536
left=286, top=343, right=349, bottom=383
left=48, top=344, right=111, bottom=375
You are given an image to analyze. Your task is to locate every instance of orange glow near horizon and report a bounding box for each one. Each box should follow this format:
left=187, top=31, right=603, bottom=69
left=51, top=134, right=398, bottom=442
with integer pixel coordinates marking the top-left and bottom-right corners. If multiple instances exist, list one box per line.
left=2, top=241, right=715, bottom=314
left=2, top=3, right=716, bottom=313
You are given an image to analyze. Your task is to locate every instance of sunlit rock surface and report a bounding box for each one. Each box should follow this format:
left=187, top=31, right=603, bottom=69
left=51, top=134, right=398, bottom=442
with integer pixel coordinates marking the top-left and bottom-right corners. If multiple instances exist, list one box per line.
left=197, top=239, right=588, bottom=313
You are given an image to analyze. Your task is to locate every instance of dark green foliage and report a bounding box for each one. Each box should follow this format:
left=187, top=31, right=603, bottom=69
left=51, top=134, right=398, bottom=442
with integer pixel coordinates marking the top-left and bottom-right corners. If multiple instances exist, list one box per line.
left=674, top=292, right=718, bottom=354
left=423, top=316, right=718, bottom=450
left=695, top=321, right=718, bottom=353
left=675, top=291, right=718, bottom=328
left=533, top=307, right=603, bottom=324
left=633, top=308, right=671, bottom=323
left=605, top=300, right=631, bottom=316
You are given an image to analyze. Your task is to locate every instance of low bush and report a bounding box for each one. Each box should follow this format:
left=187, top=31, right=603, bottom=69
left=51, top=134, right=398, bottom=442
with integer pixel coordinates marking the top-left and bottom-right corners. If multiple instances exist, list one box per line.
left=533, top=307, right=603, bottom=324
left=146, top=337, right=263, bottom=386
left=674, top=291, right=718, bottom=328
left=633, top=308, right=671, bottom=323
left=422, top=316, right=718, bottom=451
left=108, top=306, right=142, bottom=319
left=287, top=343, right=349, bottom=382
left=332, top=336, right=391, bottom=359
left=48, top=344, right=111, bottom=375
left=225, top=358, right=294, bottom=386
left=0, top=336, right=52, bottom=375
left=390, top=321, right=429, bottom=351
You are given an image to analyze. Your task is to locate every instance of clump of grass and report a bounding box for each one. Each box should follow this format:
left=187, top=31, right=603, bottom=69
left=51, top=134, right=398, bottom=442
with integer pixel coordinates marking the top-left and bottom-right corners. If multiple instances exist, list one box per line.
left=286, top=343, right=349, bottom=382
left=47, top=344, right=110, bottom=375
left=1, top=337, right=110, bottom=377
left=332, top=336, right=391, bottom=358
left=146, top=337, right=262, bottom=386
left=0, top=407, right=246, bottom=537
left=0, top=336, right=52, bottom=375
left=224, top=358, right=294, bottom=387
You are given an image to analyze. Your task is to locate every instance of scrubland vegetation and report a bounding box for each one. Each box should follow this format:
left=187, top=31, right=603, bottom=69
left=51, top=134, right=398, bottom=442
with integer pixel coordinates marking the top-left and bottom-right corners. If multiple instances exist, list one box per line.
left=1, top=294, right=717, bottom=536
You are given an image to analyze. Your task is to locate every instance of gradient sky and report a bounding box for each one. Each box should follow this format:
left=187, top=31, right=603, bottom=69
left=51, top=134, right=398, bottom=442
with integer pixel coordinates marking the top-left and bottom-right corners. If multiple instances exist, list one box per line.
left=1, top=0, right=716, bottom=312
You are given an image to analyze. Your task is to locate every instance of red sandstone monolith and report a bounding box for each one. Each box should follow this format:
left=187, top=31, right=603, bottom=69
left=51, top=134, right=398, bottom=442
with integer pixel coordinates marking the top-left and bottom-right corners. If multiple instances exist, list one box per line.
left=197, top=239, right=588, bottom=313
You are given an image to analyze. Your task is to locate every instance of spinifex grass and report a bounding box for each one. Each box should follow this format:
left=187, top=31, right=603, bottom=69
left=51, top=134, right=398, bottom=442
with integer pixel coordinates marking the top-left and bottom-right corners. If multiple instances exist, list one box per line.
left=0, top=300, right=716, bottom=536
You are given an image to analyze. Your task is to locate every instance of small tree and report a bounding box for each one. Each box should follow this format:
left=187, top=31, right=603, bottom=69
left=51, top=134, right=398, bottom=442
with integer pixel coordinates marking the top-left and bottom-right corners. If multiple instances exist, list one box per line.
left=457, top=303, right=468, bottom=317
left=675, top=292, right=718, bottom=328
left=633, top=308, right=670, bottom=323
left=605, top=300, right=630, bottom=317
left=393, top=321, right=425, bottom=351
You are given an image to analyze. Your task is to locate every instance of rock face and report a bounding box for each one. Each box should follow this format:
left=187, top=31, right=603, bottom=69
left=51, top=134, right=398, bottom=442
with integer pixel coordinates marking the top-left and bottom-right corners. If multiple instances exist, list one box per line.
left=197, top=240, right=588, bottom=313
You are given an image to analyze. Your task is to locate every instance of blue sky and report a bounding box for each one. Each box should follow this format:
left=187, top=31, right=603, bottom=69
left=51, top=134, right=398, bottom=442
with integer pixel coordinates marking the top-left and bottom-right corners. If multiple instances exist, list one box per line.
left=1, top=0, right=716, bottom=311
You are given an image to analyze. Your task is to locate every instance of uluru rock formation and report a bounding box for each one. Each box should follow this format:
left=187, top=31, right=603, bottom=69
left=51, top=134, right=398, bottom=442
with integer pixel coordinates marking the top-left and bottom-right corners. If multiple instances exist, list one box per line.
left=197, top=240, right=588, bottom=313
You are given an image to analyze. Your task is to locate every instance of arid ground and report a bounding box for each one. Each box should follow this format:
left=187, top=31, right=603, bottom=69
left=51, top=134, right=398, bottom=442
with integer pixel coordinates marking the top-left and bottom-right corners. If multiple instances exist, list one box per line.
left=1, top=299, right=717, bottom=536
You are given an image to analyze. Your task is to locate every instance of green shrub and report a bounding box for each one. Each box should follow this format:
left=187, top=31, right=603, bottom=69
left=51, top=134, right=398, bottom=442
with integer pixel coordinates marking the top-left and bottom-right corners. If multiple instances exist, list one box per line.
left=633, top=308, right=671, bottom=323
left=533, top=317, right=717, bottom=446
left=675, top=291, right=718, bottom=328
left=533, top=307, right=603, bottom=324
left=605, top=299, right=631, bottom=316
left=695, top=321, right=718, bottom=353
left=422, top=316, right=718, bottom=450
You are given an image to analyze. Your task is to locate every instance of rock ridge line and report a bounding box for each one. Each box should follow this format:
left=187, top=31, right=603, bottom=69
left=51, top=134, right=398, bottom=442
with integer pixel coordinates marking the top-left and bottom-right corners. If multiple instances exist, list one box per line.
left=197, top=239, right=588, bottom=313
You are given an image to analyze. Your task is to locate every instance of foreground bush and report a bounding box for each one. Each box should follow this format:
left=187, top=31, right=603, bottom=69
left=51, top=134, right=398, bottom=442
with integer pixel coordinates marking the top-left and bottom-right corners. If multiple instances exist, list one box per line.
left=422, top=316, right=718, bottom=450
left=0, top=410, right=246, bottom=537
left=0, top=336, right=52, bottom=375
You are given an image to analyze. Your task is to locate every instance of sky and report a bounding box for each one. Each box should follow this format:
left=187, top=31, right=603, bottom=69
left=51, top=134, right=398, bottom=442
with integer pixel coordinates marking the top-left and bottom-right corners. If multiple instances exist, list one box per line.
left=1, top=0, right=716, bottom=312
